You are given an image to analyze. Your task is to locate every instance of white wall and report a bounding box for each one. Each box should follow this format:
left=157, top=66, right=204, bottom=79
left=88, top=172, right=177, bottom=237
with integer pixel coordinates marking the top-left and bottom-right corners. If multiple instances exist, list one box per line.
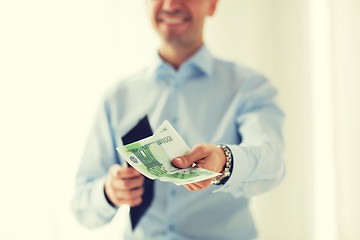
left=0, top=1, right=54, bottom=239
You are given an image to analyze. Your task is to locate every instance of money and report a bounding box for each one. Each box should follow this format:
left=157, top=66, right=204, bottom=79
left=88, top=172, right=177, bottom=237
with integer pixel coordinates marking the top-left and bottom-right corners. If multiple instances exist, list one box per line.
left=116, top=120, right=220, bottom=185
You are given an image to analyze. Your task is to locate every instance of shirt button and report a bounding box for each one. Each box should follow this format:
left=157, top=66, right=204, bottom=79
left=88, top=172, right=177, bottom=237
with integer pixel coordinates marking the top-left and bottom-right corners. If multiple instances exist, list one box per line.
left=168, top=224, right=175, bottom=231
left=170, top=189, right=176, bottom=196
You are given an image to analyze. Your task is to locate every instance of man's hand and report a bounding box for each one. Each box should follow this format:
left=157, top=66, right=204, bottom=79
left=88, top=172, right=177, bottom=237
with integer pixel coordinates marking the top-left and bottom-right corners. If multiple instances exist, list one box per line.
left=172, top=144, right=226, bottom=191
left=104, top=164, right=145, bottom=207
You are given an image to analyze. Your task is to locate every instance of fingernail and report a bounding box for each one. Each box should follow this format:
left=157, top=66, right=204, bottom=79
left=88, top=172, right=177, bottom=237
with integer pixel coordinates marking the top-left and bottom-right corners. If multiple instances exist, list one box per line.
left=174, top=157, right=184, bottom=165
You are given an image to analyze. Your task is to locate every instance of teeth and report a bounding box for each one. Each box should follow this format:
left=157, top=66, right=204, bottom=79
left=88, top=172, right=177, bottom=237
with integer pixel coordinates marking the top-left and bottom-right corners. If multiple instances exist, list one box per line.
left=163, top=18, right=184, bottom=24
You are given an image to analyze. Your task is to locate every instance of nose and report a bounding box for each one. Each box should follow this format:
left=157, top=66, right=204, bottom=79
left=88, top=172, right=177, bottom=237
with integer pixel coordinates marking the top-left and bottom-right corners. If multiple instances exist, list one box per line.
left=162, top=0, right=182, bottom=12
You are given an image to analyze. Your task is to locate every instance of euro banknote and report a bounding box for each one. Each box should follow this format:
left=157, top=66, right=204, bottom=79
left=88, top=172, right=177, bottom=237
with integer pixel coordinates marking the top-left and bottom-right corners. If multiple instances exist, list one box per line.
left=116, top=120, right=220, bottom=185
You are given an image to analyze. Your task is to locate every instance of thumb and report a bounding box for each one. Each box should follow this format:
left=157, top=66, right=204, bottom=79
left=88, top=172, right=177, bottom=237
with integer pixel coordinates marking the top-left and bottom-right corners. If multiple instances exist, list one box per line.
left=172, top=145, right=208, bottom=169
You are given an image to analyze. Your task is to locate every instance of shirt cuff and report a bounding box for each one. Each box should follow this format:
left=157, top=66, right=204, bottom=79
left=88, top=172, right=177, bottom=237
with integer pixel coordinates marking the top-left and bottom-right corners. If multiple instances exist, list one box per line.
left=212, top=144, right=254, bottom=197
left=91, top=176, right=118, bottom=219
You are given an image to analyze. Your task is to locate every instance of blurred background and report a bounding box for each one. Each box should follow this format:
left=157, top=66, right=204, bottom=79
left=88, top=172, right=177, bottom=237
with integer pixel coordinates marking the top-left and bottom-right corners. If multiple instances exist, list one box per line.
left=0, top=0, right=359, bottom=239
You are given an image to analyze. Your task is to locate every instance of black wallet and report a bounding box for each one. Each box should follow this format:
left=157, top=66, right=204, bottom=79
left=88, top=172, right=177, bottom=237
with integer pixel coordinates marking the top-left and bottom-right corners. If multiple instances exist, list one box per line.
left=122, top=115, right=153, bottom=144
left=121, top=115, right=155, bottom=230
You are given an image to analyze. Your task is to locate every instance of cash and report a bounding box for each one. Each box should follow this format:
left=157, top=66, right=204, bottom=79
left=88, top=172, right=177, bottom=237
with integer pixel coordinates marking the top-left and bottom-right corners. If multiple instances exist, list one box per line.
left=116, top=120, right=220, bottom=185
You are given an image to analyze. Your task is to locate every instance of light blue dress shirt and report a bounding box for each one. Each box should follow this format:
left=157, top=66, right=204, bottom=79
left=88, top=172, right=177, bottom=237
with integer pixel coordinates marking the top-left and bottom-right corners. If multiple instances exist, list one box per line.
left=72, top=45, right=285, bottom=240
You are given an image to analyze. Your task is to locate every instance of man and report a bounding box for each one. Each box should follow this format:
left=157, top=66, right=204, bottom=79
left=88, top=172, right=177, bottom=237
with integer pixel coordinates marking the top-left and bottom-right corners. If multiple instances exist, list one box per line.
left=72, top=0, right=285, bottom=239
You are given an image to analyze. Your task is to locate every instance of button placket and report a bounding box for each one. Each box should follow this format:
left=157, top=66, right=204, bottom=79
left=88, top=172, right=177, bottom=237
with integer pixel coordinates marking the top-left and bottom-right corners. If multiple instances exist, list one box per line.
left=166, top=75, right=180, bottom=129
left=164, top=76, right=180, bottom=233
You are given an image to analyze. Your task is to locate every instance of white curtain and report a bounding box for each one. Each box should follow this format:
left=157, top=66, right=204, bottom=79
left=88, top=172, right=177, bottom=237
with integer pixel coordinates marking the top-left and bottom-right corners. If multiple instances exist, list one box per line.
left=1, top=1, right=359, bottom=239
left=331, top=0, right=360, bottom=239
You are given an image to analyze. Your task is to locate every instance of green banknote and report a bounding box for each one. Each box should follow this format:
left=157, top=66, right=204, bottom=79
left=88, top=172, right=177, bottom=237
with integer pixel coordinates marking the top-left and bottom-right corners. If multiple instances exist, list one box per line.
left=116, top=120, right=220, bottom=185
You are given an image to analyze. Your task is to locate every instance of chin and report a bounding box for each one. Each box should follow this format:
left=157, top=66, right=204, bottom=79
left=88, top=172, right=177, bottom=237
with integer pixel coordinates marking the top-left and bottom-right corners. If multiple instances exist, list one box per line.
left=162, top=32, right=189, bottom=44
left=163, top=37, right=187, bottom=46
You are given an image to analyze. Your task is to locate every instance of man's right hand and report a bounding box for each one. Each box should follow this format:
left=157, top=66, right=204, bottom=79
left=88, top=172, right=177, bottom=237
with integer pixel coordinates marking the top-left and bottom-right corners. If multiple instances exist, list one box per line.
left=104, top=164, right=145, bottom=207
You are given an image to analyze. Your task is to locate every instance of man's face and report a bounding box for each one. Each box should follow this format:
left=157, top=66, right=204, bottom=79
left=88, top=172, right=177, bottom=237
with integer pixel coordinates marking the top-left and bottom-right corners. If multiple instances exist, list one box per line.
left=146, top=0, right=218, bottom=47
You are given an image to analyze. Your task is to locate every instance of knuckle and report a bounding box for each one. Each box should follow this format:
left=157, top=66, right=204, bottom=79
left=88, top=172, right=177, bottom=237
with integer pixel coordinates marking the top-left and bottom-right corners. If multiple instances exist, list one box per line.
left=139, top=176, right=145, bottom=185
left=200, top=183, right=210, bottom=189
left=195, top=144, right=207, bottom=155
left=133, top=187, right=144, bottom=198
left=109, top=164, right=121, bottom=176
left=110, top=180, right=117, bottom=190
left=129, top=188, right=141, bottom=199
left=125, top=190, right=135, bottom=199
left=113, top=189, right=123, bottom=199
left=129, top=198, right=142, bottom=207
left=108, top=165, right=116, bottom=174
left=183, top=154, right=192, bottom=165
left=129, top=190, right=137, bottom=199
left=133, top=177, right=143, bottom=188
left=105, top=188, right=114, bottom=200
left=136, top=179, right=144, bottom=188
left=126, top=168, right=136, bottom=177
left=110, top=196, right=121, bottom=206
left=105, top=178, right=112, bottom=188
left=129, top=199, right=136, bottom=207
left=122, top=180, right=131, bottom=189
left=113, top=199, right=121, bottom=206
left=199, top=180, right=210, bottom=188
left=112, top=179, right=123, bottom=189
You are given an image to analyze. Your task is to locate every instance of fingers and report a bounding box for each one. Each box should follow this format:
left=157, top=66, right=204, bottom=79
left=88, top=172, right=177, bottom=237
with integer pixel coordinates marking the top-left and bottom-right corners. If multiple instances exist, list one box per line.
left=198, top=179, right=213, bottom=189
left=113, top=187, right=144, bottom=199
left=184, top=179, right=213, bottom=191
left=117, top=197, right=142, bottom=207
left=109, top=164, right=142, bottom=179
left=172, top=144, right=221, bottom=192
left=105, top=164, right=145, bottom=207
left=111, top=187, right=144, bottom=206
left=172, top=144, right=210, bottom=169
left=110, top=189, right=144, bottom=207
left=184, top=184, right=195, bottom=191
left=105, top=177, right=145, bottom=207
left=184, top=182, right=206, bottom=191
left=111, top=174, right=145, bottom=190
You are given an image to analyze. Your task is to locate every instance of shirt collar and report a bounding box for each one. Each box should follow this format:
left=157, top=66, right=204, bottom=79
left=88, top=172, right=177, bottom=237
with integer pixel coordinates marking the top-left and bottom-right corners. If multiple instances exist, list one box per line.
left=150, top=44, right=214, bottom=82
left=180, top=45, right=214, bottom=77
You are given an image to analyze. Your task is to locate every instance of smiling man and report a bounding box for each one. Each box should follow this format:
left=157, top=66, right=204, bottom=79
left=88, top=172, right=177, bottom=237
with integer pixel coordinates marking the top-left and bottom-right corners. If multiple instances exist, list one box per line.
left=148, top=0, right=217, bottom=69
left=72, top=0, right=285, bottom=239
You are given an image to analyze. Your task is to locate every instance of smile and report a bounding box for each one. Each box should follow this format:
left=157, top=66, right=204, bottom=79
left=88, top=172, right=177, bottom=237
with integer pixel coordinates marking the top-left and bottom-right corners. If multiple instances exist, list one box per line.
left=157, top=10, right=191, bottom=25
left=160, top=18, right=186, bottom=24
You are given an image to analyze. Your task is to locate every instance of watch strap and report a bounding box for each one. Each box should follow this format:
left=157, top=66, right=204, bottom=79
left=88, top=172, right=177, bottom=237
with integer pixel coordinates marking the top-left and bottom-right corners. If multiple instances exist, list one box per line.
left=212, top=145, right=233, bottom=185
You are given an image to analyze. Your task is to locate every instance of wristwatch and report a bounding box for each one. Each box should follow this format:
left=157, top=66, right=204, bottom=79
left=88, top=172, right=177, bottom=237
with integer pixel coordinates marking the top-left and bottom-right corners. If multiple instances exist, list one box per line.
left=212, top=145, right=233, bottom=185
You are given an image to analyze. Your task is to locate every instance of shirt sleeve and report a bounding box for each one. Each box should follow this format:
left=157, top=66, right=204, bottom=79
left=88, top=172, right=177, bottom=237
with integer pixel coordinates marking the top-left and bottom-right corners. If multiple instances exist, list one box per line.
left=216, top=75, right=286, bottom=198
left=72, top=97, right=121, bottom=229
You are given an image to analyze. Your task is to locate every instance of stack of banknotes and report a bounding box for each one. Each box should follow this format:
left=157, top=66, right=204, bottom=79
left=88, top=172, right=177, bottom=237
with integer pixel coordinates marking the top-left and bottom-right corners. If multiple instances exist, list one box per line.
left=116, top=120, right=220, bottom=185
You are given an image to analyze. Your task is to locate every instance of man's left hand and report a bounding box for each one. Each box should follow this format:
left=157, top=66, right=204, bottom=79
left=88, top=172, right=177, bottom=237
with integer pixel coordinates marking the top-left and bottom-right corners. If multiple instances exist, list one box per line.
left=171, top=144, right=226, bottom=191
